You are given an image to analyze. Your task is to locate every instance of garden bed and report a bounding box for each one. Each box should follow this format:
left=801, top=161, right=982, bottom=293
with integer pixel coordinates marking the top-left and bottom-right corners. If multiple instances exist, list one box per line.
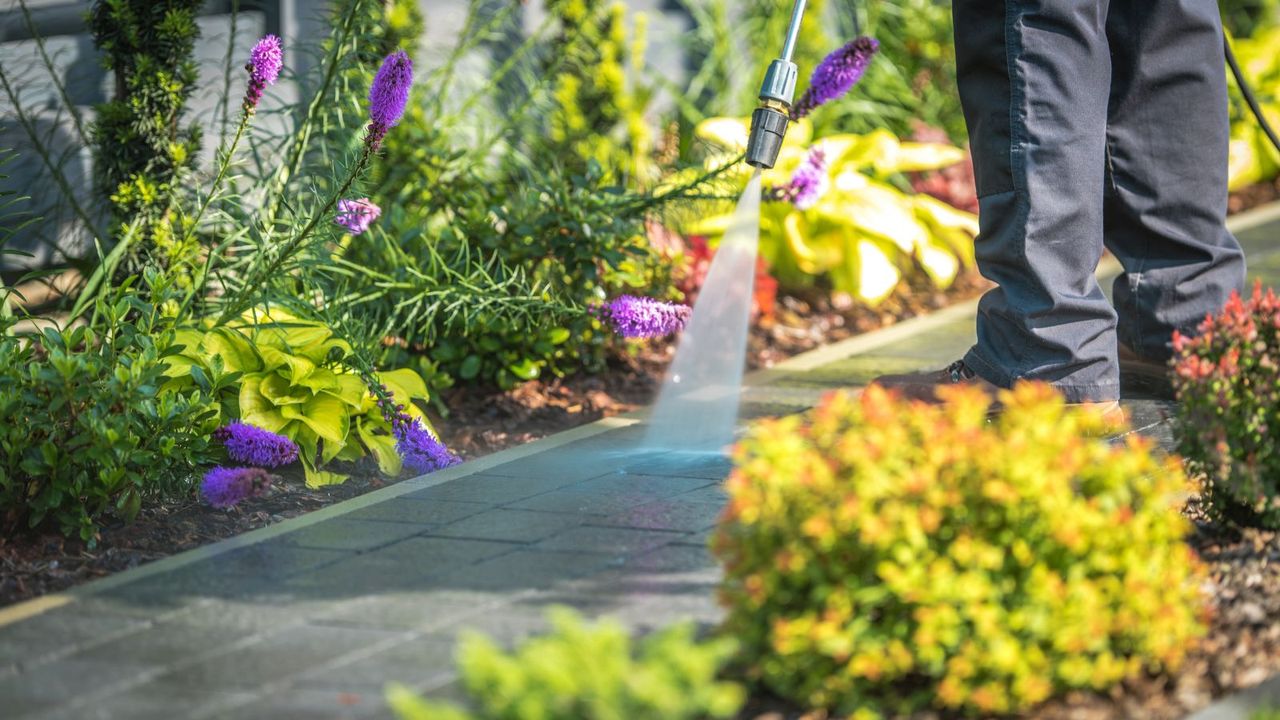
left=0, top=271, right=991, bottom=609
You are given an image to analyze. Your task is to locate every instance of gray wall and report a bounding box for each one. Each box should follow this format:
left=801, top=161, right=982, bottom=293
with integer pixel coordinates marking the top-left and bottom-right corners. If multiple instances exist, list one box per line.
left=0, top=0, right=698, bottom=272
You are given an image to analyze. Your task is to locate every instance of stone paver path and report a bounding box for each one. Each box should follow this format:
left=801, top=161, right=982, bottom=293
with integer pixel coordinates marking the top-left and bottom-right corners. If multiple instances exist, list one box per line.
left=3, top=205, right=1279, bottom=720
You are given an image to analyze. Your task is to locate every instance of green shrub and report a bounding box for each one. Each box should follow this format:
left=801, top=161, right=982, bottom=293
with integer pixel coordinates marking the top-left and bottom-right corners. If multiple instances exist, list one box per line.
left=385, top=607, right=744, bottom=720
left=713, top=383, right=1206, bottom=718
left=1173, top=282, right=1280, bottom=528
left=88, top=0, right=203, bottom=273
left=0, top=286, right=219, bottom=542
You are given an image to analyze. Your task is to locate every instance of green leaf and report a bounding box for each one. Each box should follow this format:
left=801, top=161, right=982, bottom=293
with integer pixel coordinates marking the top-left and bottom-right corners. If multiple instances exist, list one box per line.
left=458, top=355, right=482, bottom=380
left=507, top=358, right=541, bottom=381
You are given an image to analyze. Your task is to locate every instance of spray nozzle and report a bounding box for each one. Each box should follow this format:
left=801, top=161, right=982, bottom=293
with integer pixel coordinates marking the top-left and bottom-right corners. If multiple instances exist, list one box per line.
left=745, top=59, right=798, bottom=169
left=744, top=0, right=807, bottom=169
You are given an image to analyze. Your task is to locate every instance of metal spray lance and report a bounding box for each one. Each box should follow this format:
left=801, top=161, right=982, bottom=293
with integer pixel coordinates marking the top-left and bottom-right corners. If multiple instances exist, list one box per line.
left=745, top=0, right=808, bottom=169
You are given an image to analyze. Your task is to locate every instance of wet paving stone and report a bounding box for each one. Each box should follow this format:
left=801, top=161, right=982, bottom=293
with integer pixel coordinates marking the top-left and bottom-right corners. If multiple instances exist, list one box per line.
left=425, top=507, right=586, bottom=543
left=282, top=518, right=429, bottom=552
left=340, top=498, right=489, bottom=526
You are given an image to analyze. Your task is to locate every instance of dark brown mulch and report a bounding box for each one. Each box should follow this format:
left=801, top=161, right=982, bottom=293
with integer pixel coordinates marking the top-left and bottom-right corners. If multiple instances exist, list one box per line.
left=0, top=270, right=992, bottom=609
left=1230, top=176, right=1280, bottom=216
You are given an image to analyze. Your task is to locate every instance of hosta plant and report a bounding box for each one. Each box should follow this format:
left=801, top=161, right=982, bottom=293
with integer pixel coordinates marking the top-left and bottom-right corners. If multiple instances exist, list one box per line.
left=164, top=309, right=434, bottom=486
left=683, top=119, right=977, bottom=305
left=385, top=607, right=744, bottom=720
left=1173, top=282, right=1280, bottom=528
left=714, top=383, right=1206, bottom=718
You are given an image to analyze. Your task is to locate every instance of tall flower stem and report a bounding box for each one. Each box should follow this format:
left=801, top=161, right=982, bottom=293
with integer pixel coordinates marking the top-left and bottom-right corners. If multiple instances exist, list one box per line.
left=216, top=141, right=376, bottom=324
left=176, top=114, right=252, bottom=317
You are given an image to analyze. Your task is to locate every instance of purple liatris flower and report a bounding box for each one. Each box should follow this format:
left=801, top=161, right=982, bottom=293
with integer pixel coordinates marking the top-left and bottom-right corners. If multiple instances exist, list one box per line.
left=372, top=385, right=460, bottom=475
left=790, top=37, right=879, bottom=120
left=592, top=295, right=692, bottom=339
left=366, top=50, right=413, bottom=150
left=201, top=466, right=273, bottom=508
left=244, top=34, right=283, bottom=112
left=334, top=198, right=382, bottom=235
left=213, top=422, right=299, bottom=468
left=788, top=145, right=829, bottom=210
left=394, top=417, right=460, bottom=475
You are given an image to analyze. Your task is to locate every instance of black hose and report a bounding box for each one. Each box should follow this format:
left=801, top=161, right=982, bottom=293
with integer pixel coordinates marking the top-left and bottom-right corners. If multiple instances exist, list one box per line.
left=1225, top=30, right=1280, bottom=156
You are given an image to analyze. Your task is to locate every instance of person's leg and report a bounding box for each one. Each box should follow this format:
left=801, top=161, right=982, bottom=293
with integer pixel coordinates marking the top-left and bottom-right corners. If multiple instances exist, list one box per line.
left=880, top=0, right=1119, bottom=403
left=1103, top=0, right=1246, bottom=363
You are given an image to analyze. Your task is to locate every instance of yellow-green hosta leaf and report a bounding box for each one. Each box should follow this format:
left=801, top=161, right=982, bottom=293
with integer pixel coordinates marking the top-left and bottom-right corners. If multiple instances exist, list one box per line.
left=296, top=366, right=342, bottom=397
left=819, top=178, right=928, bottom=255
left=695, top=116, right=814, bottom=153
left=258, top=346, right=317, bottom=387
left=160, top=353, right=198, bottom=378
left=918, top=236, right=961, bottom=289
left=202, top=327, right=260, bottom=373
left=912, top=194, right=978, bottom=267
left=258, top=372, right=310, bottom=406
left=782, top=212, right=825, bottom=274
left=299, top=451, right=348, bottom=488
left=281, top=394, right=350, bottom=446
left=357, top=419, right=403, bottom=476
left=889, top=141, right=966, bottom=174
left=1229, top=130, right=1264, bottom=191
left=824, top=129, right=965, bottom=176
left=171, top=328, right=206, bottom=360
left=333, top=373, right=374, bottom=413
left=856, top=238, right=903, bottom=305
left=239, top=376, right=289, bottom=432
left=379, top=368, right=429, bottom=403
left=826, top=235, right=901, bottom=305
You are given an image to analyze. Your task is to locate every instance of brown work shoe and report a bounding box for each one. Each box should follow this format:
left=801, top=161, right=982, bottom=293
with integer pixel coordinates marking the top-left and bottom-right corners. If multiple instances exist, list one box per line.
left=873, top=359, right=1126, bottom=422
left=874, top=359, right=1001, bottom=403
left=1118, top=343, right=1174, bottom=399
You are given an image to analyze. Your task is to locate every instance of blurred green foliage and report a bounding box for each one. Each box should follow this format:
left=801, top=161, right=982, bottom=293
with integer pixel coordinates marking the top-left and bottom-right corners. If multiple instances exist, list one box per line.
left=386, top=607, right=745, bottom=720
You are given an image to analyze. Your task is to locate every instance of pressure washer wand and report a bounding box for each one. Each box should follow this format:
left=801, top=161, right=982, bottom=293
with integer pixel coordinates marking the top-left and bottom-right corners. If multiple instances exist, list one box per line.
left=745, top=0, right=808, bottom=169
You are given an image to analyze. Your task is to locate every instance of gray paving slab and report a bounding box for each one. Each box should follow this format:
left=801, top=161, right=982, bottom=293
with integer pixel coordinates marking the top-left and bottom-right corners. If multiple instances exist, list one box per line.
left=425, top=507, right=587, bottom=543
left=2, top=203, right=1275, bottom=719
left=339, top=498, right=489, bottom=526
left=282, top=518, right=431, bottom=552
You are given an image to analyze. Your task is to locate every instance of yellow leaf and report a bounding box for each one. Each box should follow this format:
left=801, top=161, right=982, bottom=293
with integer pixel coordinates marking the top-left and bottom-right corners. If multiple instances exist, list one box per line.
left=358, top=419, right=403, bottom=476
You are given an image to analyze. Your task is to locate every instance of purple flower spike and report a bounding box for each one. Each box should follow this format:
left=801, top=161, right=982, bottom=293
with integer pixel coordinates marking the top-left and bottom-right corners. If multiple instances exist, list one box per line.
left=788, top=145, right=829, bottom=210
left=372, top=386, right=460, bottom=476
left=791, top=37, right=879, bottom=120
left=593, top=295, right=692, bottom=339
left=214, top=422, right=299, bottom=468
left=334, top=198, right=382, bottom=235
left=366, top=50, right=413, bottom=150
left=244, top=34, right=283, bottom=111
left=201, top=466, right=273, bottom=508
left=394, top=417, right=460, bottom=475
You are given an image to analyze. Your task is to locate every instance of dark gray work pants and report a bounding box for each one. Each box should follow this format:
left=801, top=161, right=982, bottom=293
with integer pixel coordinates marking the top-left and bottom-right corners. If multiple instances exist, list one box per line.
left=953, top=0, right=1247, bottom=402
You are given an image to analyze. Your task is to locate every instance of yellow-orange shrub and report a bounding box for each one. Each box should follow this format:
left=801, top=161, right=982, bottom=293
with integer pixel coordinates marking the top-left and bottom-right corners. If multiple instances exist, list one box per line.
left=712, top=383, right=1207, bottom=718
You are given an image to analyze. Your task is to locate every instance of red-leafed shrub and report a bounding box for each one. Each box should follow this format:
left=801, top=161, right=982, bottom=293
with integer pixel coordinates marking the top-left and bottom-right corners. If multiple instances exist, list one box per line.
left=677, top=235, right=778, bottom=320
left=1174, top=280, right=1280, bottom=528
